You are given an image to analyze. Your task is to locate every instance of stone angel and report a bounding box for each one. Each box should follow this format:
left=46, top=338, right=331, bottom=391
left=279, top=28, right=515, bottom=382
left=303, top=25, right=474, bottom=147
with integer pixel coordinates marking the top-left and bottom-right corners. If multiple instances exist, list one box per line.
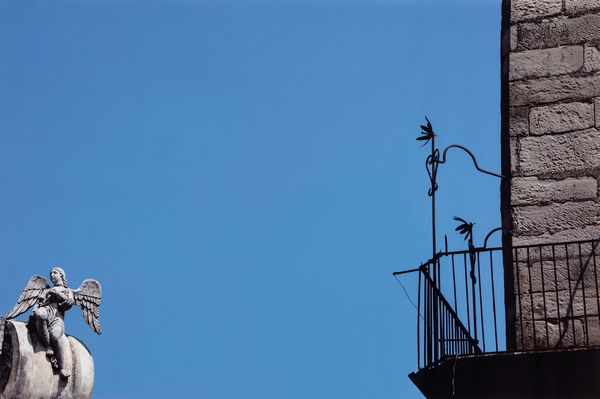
left=6, top=267, right=102, bottom=378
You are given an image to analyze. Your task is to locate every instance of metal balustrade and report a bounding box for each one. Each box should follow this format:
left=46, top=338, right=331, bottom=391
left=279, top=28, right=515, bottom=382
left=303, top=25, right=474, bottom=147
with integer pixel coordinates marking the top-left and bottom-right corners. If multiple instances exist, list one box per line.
left=396, top=238, right=600, bottom=369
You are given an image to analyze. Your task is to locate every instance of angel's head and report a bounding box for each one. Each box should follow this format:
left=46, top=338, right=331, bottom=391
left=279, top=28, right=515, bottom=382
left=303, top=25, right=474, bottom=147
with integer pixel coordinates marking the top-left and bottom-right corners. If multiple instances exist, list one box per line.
left=50, top=267, right=67, bottom=287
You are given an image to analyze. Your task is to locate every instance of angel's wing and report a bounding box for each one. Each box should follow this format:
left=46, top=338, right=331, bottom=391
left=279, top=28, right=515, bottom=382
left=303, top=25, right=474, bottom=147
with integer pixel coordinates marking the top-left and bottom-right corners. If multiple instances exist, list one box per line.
left=6, top=275, right=50, bottom=319
left=73, top=279, right=102, bottom=334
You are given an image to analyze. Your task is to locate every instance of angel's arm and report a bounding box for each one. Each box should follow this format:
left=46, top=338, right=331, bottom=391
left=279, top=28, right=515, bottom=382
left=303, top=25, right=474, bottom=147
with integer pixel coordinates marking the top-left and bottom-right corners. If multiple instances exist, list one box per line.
left=48, top=289, right=74, bottom=306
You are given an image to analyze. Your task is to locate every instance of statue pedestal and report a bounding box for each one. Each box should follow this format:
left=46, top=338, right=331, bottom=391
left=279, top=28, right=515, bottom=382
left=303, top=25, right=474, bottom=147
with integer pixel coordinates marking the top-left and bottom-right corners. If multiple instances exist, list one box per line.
left=0, top=320, right=94, bottom=399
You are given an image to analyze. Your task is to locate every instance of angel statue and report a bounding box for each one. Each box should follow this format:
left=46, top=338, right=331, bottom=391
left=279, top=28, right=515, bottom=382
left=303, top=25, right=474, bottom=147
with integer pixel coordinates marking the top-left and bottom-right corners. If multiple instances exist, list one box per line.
left=6, top=267, right=102, bottom=378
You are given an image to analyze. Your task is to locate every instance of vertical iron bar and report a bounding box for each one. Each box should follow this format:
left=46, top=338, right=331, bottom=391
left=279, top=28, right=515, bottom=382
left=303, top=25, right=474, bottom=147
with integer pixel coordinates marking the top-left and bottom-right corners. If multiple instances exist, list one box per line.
left=417, top=270, right=421, bottom=368
left=515, top=248, right=524, bottom=349
left=437, top=282, right=441, bottom=363
left=430, top=269, right=434, bottom=362
left=489, top=250, right=499, bottom=351
left=539, top=245, right=550, bottom=348
left=447, top=310, right=450, bottom=357
left=460, top=324, right=464, bottom=354
left=578, top=243, right=589, bottom=347
left=432, top=266, right=438, bottom=364
left=429, top=269, right=433, bottom=364
left=456, top=311, right=460, bottom=355
left=432, top=268, right=436, bottom=364
left=428, top=136, right=439, bottom=366
left=441, top=308, right=445, bottom=358
left=565, top=244, right=576, bottom=347
left=592, top=243, right=600, bottom=326
left=552, top=245, right=561, bottom=348
left=477, top=252, right=485, bottom=351
left=438, top=257, right=442, bottom=302
left=463, top=253, right=471, bottom=334
left=442, top=309, right=448, bottom=356
left=424, top=268, right=428, bottom=366
left=450, top=310, right=453, bottom=356
left=452, top=254, right=458, bottom=313
left=452, top=310, right=456, bottom=356
left=437, top=258, right=442, bottom=363
left=448, top=310, right=451, bottom=358
left=470, top=251, right=478, bottom=346
left=426, top=267, right=431, bottom=365
left=433, top=268, right=439, bottom=363
left=430, top=138, right=436, bottom=258
left=527, top=247, right=537, bottom=349
left=440, top=307, right=444, bottom=359
left=462, top=329, right=465, bottom=354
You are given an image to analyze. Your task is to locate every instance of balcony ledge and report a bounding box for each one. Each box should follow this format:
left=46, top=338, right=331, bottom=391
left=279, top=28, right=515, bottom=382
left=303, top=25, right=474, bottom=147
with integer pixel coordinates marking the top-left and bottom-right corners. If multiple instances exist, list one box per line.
left=409, top=346, right=600, bottom=398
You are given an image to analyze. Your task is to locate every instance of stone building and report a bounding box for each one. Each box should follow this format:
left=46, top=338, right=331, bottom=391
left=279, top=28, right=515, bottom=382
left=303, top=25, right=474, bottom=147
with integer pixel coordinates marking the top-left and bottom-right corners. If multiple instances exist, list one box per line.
left=503, top=0, right=600, bottom=351
left=405, top=0, right=600, bottom=397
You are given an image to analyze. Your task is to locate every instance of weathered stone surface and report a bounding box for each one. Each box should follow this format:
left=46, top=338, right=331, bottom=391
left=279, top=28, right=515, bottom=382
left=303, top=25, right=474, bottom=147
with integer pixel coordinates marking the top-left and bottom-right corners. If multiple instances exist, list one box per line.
left=511, top=0, right=562, bottom=22
left=514, top=247, right=600, bottom=294
left=509, top=106, right=529, bottom=136
left=513, top=225, right=600, bottom=246
left=549, top=226, right=600, bottom=242
left=529, top=102, right=594, bottom=135
left=512, top=242, right=598, bottom=263
left=518, top=128, right=600, bottom=175
left=517, top=290, right=600, bottom=321
left=510, top=137, right=521, bottom=174
left=584, top=44, right=600, bottom=72
left=516, top=285, right=600, bottom=333
left=515, top=261, right=568, bottom=294
left=506, top=1, right=600, bottom=352
left=511, top=25, right=518, bottom=51
left=519, top=13, right=600, bottom=50
left=0, top=321, right=93, bottom=399
left=513, top=201, right=600, bottom=236
left=595, top=97, right=600, bottom=127
left=585, top=316, right=600, bottom=344
left=516, top=317, right=587, bottom=349
left=510, top=46, right=583, bottom=81
left=510, top=74, right=600, bottom=106
left=566, top=0, right=600, bottom=15
left=511, top=176, right=597, bottom=205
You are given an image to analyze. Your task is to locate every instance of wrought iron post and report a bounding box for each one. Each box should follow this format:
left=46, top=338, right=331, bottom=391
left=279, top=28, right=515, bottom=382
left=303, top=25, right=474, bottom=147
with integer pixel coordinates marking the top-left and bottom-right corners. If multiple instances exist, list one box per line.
left=417, top=118, right=502, bottom=362
left=454, top=217, right=479, bottom=347
left=417, top=117, right=503, bottom=261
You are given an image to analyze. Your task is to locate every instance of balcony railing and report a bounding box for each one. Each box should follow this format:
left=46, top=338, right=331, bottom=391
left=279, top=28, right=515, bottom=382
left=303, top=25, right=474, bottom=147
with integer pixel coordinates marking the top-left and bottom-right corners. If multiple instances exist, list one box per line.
left=396, top=237, right=600, bottom=369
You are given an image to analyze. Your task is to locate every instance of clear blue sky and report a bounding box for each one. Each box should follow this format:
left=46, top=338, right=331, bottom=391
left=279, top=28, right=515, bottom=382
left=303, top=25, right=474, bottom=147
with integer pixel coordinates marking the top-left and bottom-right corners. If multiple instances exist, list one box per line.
left=0, top=1, right=500, bottom=397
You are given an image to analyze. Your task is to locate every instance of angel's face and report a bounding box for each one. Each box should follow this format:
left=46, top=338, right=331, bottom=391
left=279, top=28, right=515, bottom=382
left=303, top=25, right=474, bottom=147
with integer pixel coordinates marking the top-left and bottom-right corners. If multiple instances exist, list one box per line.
left=50, top=269, right=64, bottom=286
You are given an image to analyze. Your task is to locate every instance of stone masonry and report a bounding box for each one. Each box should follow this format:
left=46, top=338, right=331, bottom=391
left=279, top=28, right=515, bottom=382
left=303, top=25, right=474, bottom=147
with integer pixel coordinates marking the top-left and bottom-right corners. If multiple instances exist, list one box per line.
left=502, top=0, right=600, bottom=350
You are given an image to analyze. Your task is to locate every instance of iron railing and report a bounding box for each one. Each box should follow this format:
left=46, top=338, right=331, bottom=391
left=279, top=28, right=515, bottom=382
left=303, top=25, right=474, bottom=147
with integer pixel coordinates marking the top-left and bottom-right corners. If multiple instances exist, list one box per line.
left=419, top=268, right=481, bottom=367
left=396, top=237, right=600, bottom=369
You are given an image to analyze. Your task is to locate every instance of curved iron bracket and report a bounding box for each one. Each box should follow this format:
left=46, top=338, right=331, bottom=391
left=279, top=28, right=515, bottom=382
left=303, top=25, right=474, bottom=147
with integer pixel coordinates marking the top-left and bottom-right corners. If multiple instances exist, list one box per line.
left=483, top=227, right=503, bottom=248
left=439, top=144, right=504, bottom=179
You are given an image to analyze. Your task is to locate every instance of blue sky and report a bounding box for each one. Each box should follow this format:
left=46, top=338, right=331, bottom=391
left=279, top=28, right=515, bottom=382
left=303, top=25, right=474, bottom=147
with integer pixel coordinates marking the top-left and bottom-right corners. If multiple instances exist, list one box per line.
left=0, top=1, right=500, bottom=397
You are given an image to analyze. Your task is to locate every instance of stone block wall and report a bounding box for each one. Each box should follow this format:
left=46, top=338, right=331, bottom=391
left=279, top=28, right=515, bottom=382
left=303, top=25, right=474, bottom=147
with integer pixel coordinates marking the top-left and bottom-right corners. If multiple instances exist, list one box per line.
left=501, top=0, right=600, bottom=350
